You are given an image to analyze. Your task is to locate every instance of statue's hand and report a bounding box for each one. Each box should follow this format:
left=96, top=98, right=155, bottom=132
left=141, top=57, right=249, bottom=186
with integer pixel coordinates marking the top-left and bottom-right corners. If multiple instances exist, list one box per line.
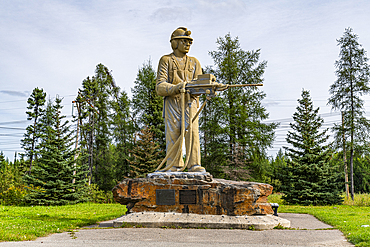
left=174, top=81, right=187, bottom=94
left=217, top=83, right=229, bottom=91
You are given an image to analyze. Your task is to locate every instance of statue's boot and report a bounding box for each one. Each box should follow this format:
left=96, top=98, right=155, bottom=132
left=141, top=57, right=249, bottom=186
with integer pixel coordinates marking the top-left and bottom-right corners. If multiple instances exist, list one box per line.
left=155, top=166, right=183, bottom=172
left=169, top=166, right=183, bottom=172
left=188, top=165, right=206, bottom=173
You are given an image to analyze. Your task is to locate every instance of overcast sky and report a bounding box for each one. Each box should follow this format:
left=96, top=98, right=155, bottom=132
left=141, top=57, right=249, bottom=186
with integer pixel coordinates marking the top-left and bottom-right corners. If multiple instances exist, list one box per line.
left=1, top=0, right=370, bottom=160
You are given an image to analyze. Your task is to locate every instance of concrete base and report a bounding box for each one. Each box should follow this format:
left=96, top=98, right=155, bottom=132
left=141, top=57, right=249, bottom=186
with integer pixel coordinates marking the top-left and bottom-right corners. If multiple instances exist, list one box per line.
left=113, top=212, right=290, bottom=230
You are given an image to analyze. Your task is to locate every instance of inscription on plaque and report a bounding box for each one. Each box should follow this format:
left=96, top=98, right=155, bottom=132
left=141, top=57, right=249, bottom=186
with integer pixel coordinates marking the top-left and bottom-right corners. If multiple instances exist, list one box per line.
left=179, top=190, right=197, bottom=204
left=156, top=189, right=175, bottom=205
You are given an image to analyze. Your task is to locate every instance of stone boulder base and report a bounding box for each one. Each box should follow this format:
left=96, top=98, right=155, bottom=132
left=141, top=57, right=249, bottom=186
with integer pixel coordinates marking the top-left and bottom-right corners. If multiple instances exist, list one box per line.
left=112, top=173, right=273, bottom=216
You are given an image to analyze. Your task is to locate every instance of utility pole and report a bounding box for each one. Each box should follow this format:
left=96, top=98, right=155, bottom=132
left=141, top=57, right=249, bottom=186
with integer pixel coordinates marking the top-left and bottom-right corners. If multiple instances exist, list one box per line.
left=342, top=111, right=349, bottom=199
left=72, top=100, right=81, bottom=184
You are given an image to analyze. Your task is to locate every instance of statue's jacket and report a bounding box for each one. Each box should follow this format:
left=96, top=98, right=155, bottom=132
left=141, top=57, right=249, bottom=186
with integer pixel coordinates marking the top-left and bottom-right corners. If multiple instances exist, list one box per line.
left=156, top=53, right=202, bottom=111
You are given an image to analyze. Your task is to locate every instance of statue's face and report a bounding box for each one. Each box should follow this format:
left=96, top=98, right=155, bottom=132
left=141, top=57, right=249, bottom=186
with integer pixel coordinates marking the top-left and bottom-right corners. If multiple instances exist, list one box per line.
left=177, top=39, right=192, bottom=54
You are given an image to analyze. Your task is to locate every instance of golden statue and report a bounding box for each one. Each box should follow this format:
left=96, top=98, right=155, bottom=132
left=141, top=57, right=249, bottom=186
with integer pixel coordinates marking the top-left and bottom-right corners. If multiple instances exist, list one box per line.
left=155, top=27, right=206, bottom=173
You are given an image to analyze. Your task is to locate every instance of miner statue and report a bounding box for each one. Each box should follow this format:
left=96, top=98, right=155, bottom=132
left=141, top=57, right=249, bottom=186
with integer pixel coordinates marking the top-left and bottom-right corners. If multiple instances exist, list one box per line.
left=155, top=27, right=206, bottom=173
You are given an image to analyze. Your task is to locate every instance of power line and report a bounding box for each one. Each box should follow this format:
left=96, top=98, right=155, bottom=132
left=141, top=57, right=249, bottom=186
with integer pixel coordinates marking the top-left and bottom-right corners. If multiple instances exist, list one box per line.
left=0, top=120, right=28, bottom=125
left=0, top=126, right=26, bottom=130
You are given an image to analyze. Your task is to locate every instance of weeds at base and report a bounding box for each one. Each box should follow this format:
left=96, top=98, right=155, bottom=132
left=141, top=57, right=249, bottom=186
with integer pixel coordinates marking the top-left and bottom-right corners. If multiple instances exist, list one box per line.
left=68, top=230, right=78, bottom=239
left=120, top=222, right=145, bottom=228
left=161, top=225, right=183, bottom=229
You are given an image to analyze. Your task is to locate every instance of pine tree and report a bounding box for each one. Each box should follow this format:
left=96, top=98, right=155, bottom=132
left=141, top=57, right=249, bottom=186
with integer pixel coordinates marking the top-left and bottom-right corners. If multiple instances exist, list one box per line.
left=21, top=87, right=46, bottom=174
left=328, top=27, right=370, bottom=200
left=127, top=126, right=163, bottom=178
left=24, top=96, right=87, bottom=205
left=201, top=33, right=278, bottom=180
left=282, top=90, right=342, bottom=205
left=131, top=59, right=165, bottom=152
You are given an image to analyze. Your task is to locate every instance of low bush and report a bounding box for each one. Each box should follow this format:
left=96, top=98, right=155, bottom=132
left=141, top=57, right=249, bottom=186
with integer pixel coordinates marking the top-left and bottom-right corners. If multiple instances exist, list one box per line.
left=87, top=183, right=115, bottom=204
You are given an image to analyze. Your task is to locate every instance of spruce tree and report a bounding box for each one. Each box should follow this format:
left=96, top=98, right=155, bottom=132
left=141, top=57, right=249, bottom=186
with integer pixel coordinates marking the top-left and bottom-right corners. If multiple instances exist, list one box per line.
left=201, top=33, right=278, bottom=180
left=268, top=149, right=287, bottom=192
left=127, top=126, right=163, bottom=178
left=328, top=27, right=370, bottom=200
left=0, top=151, right=5, bottom=170
left=111, top=91, right=135, bottom=182
left=93, top=64, right=114, bottom=191
left=21, top=87, right=46, bottom=174
left=282, top=90, right=342, bottom=205
left=24, top=96, right=87, bottom=205
left=131, top=59, right=165, bottom=152
left=77, top=64, right=117, bottom=191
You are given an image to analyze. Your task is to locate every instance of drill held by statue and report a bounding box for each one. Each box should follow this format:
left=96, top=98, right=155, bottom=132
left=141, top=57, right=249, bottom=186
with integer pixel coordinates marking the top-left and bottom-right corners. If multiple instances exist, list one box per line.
left=185, top=74, right=263, bottom=97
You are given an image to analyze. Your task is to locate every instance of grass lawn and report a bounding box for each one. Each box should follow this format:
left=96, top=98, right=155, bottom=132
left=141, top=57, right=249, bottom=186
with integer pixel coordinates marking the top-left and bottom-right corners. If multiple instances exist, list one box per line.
left=1, top=197, right=370, bottom=246
left=269, top=194, right=370, bottom=247
left=280, top=205, right=370, bottom=246
left=0, top=203, right=126, bottom=242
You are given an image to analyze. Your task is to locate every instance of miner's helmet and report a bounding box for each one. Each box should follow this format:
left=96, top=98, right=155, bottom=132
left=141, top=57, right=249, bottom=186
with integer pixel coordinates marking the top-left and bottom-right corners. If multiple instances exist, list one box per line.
left=170, top=27, right=193, bottom=42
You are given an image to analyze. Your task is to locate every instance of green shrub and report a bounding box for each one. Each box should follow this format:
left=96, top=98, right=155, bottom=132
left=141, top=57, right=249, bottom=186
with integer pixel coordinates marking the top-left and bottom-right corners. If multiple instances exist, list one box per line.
left=87, top=183, right=115, bottom=204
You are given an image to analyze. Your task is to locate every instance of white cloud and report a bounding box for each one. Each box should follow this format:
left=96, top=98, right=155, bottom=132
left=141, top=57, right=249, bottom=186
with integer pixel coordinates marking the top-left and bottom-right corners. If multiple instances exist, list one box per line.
left=1, top=0, right=370, bottom=158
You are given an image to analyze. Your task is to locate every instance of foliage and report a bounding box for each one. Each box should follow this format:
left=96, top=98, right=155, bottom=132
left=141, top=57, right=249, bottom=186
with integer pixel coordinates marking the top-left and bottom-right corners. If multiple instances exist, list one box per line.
left=21, top=87, right=46, bottom=174
left=24, top=96, right=88, bottom=206
left=269, top=192, right=370, bottom=206
left=266, top=149, right=287, bottom=192
left=343, top=193, right=370, bottom=207
left=76, top=64, right=115, bottom=190
left=131, top=59, right=165, bottom=152
left=328, top=27, right=370, bottom=200
left=0, top=155, right=28, bottom=206
left=282, top=90, right=342, bottom=205
left=200, top=33, right=278, bottom=180
left=86, top=183, right=115, bottom=204
left=76, top=64, right=137, bottom=191
left=110, top=91, right=135, bottom=184
left=0, top=203, right=126, bottom=241
left=329, top=152, right=370, bottom=194
left=127, top=125, right=163, bottom=178
left=0, top=151, right=5, bottom=170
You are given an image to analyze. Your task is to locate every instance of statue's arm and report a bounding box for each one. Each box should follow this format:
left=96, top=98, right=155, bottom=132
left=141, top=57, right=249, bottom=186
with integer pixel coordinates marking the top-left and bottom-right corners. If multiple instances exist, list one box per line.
left=156, top=56, right=179, bottom=96
left=193, top=57, right=202, bottom=79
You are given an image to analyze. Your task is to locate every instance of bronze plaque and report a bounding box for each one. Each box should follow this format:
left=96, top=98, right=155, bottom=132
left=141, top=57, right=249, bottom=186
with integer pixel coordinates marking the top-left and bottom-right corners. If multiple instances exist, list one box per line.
left=156, top=189, right=175, bottom=205
left=179, top=190, right=197, bottom=204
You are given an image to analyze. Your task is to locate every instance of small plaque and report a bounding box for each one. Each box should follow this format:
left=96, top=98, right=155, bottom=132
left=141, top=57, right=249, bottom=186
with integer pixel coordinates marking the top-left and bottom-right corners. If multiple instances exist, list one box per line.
left=179, top=190, right=197, bottom=205
left=156, top=189, right=175, bottom=205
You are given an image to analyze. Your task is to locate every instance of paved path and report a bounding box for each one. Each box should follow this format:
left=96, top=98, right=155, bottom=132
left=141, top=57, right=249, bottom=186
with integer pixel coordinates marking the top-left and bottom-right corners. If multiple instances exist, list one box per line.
left=0, top=213, right=353, bottom=247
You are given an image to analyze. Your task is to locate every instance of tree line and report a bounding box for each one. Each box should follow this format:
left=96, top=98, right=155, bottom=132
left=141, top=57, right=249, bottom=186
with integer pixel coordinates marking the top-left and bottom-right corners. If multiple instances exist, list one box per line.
left=1, top=27, right=369, bottom=206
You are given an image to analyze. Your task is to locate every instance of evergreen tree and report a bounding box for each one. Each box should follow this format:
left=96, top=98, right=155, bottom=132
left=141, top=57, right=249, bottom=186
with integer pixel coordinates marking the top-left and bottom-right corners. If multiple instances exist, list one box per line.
left=0, top=151, right=5, bottom=170
left=201, top=33, right=278, bottom=180
left=127, top=126, right=163, bottom=178
left=328, top=27, right=370, bottom=200
left=111, top=91, right=135, bottom=182
left=282, top=90, right=342, bottom=205
left=267, top=148, right=287, bottom=192
left=93, top=65, right=114, bottom=191
left=24, top=96, right=87, bottom=205
left=76, top=64, right=118, bottom=191
left=21, top=87, right=46, bottom=174
left=131, top=59, right=165, bottom=152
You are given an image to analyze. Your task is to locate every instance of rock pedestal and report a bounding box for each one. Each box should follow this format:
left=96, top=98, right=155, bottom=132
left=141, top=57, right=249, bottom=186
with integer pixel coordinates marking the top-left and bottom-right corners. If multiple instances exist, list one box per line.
left=112, top=172, right=274, bottom=216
